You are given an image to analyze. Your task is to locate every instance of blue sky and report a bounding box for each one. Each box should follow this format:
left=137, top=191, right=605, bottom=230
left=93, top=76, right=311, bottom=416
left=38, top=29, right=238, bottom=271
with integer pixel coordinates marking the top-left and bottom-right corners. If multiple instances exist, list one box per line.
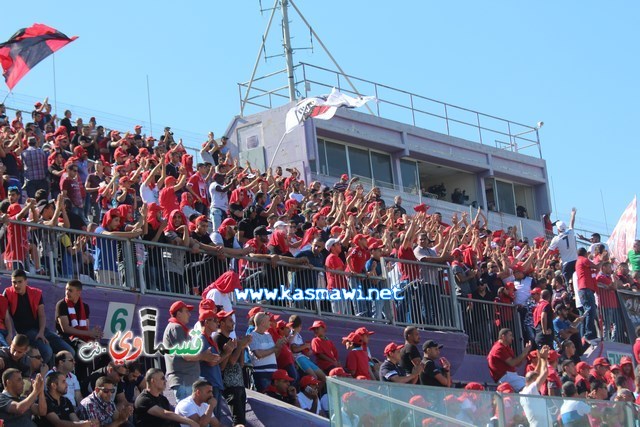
left=1, top=1, right=638, bottom=237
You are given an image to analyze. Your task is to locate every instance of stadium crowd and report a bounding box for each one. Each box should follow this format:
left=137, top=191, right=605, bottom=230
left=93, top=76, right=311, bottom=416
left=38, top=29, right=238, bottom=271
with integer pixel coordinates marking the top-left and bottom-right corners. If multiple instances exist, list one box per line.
left=0, top=100, right=638, bottom=425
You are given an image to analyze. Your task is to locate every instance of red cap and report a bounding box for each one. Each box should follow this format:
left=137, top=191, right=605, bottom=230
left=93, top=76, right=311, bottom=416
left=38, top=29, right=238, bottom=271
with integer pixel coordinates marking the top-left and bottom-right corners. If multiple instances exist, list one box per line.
left=354, top=327, right=375, bottom=336
left=299, top=375, right=320, bottom=388
left=199, top=299, right=216, bottom=315
left=408, top=395, right=430, bottom=408
left=247, top=306, right=263, bottom=318
left=384, top=342, right=404, bottom=356
left=73, top=146, right=86, bottom=156
left=355, top=375, right=368, bottom=380
left=505, top=281, right=515, bottom=290
left=198, top=310, right=217, bottom=322
left=593, top=357, right=610, bottom=367
left=268, top=313, right=281, bottom=322
left=464, top=382, right=485, bottom=391
left=512, top=262, right=526, bottom=273
left=610, top=364, right=621, bottom=372
left=329, top=367, right=351, bottom=377
left=450, top=248, right=462, bottom=257
left=370, top=241, right=384, bottom=250
left=271, top=369, right=294, bottom=382
left=308, top=320, right=326, bottom=330
left=330, top=226, right=343, bottom=235
left=341, top=174, right=348, bottom=180
left=350, top=333, right=363, bottom=346
left=134, top=125, right=142, bottom=130
left=530, top=288, right=542, bottom=295
left=576, top=361, right=591, bottom=371
left=620, top=356, right=633, bottom=366
left=548, top=350, right=559, bottom=362
left=276, top=320, right=287, bottom=329
left=351, top=234, right=368, bottom=246
left=496, top=383, right=515, bottom=393
left=342, top=391, right=358, bottom=404
left=413, top=203, right=429, bottom=213
left=216, top=310, right=235, bottom=319
left=169, top=301, right=194, bottom=315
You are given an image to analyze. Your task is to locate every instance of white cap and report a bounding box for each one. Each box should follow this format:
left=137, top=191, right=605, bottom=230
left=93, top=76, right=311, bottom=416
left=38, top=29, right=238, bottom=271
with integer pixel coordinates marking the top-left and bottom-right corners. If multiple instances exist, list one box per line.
left=556, top=221, right=567, bottom=232
left=273, top=221, right=288, bottom=229
left=325, top=238, right=341, bottom=251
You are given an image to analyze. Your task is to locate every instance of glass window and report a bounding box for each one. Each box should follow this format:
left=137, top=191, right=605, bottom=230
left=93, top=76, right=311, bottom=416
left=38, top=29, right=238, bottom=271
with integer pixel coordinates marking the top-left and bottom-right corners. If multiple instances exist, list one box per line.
left=316, top=139, right=326, bottom=174
left=496, top=180, right=516, bottom=216
left=371, top=151, right=393, bottom=188
left=400, top=159, right=418, bottom=194
left=348, top=146, right=372, bottom=180
left=325, top=141, right=348, bottom=178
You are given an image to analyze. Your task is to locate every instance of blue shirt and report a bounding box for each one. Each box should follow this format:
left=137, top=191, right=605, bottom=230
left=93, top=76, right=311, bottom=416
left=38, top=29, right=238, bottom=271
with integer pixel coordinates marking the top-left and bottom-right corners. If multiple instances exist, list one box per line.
left=199, top=334, right=224, bottom=390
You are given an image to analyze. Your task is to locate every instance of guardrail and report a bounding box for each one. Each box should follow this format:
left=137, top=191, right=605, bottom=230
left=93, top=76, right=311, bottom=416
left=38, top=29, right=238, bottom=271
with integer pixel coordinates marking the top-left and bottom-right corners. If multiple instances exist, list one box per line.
left=2, top=218, right=633, bottom=349
left=238, top=62, right=542, bottom=158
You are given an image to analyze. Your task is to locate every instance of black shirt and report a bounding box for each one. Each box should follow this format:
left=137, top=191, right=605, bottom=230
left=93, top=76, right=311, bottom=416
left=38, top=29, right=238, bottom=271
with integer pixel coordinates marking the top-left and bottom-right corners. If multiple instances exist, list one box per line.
left=399, top=343, right=420, bottom=373
left=8, top=293, right=43, bottom=333
left=379, top=360, right=407, bottom=382
left=54, top=299, right=91, bottom=339
left=479, top=272, right=503, bottom=299
left=420, top=358, right=446, bottom=387
left=134, top=390, right=179, bottom=427
left=237, top=218, right=256, bottom=242
left=0, top=347, right=31, bottom=379
left=36, top=392, right=75, bottom=427
left=84, top=368, right=124, bottom=398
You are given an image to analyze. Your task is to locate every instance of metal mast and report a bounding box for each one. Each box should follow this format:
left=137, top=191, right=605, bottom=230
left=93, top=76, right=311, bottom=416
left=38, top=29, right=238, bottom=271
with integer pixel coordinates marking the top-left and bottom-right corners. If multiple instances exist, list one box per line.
left=281, top=0, right=296, bottom=101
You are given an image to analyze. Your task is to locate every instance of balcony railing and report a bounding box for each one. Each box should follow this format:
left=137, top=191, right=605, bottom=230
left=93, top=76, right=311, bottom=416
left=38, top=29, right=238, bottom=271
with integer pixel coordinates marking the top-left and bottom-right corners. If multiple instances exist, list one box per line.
left=238, top=62, right=542, bottom=158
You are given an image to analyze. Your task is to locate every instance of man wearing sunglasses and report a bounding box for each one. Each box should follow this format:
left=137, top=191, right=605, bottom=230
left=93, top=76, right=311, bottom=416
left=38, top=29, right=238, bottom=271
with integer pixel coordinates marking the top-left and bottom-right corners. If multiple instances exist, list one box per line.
left=79, top=376, right=133, bottom=427
left=84, top=362, right=127, bottom=406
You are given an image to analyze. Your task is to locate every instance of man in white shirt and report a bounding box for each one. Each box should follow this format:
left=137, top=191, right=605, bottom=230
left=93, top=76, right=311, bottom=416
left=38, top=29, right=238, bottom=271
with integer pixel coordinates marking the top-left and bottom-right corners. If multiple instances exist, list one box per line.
left=520, top=345, right=551, bottom=427
left=546, top=208, right=578, bottom=285
left=209, top=172, right=233, bottom=229
left=560, top=381, right=591, bottom=426
left=174, top=379, right=219, bottom=427
left=297, top=375, right=322, bottom=416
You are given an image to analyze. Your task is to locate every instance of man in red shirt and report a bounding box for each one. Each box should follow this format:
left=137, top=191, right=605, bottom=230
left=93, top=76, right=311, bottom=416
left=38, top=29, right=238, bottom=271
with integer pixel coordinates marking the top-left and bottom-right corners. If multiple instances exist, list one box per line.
left=596, top=261, right=623, bottom=342
left=634, top=326, right=640, bottom=365
left=345, top=333, right=372, bottom=380
left=309, top=321, right=340, bottom=374
left=395, top=213, right=423, bottom=323
left=487, top=328, right=532, bottom=392
left=346, top=234, right=370, bottom=317
left=575, top=247, right=603, bottom=343
left=186, top=162, right=212, bottom=214
left=325, top=238, right=352, bottom=315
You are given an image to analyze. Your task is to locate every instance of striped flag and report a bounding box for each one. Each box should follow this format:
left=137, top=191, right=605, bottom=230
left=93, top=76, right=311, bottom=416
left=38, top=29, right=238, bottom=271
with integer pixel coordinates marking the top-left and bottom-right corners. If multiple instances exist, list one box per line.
left=285, top=88, right=375, bottom=133
left=607, top=196, right=637, bottom=264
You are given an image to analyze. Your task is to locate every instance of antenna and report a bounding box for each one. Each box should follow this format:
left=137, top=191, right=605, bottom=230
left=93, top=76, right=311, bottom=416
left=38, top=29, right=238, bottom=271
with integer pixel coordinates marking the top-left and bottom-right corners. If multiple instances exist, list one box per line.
left=281, top=0, right=295, bottom=101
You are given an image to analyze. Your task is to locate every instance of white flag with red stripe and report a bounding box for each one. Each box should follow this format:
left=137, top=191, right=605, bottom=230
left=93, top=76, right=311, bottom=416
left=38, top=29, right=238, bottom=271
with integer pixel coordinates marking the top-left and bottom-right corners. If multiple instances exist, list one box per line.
left=607, top=196, right=637, bottom=264
left=285, top=88, right=375, bottom=134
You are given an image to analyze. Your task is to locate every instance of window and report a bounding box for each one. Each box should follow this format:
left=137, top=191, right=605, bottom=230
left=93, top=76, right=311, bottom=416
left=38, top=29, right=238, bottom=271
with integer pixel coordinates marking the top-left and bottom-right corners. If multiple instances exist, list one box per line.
left=400, top=159, right=419, bottom=194
left=348, top=146, right=372, bottom=180
left=496, top=180, right=516, bottom=216
left=371, top=152, right=393, bottom=188
left=325, top=141, right=348, bottom=177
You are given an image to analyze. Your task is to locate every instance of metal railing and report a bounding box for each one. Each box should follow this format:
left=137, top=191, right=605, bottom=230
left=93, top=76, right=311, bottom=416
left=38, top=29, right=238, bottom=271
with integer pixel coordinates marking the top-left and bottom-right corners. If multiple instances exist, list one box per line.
left=238, top=62, right=542, bottom=158
left=596, top=283, right=630, bottom=344
left=381, top=257, right=462, bottom=331
left=327, top=377, right=640, bottom=427
left=458, top=297, right=524, bottom=356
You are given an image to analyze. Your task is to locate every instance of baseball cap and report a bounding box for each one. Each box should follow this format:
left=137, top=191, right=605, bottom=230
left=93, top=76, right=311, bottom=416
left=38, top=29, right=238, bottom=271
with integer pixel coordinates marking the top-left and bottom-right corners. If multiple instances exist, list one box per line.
left=169, top=301, right=194, bottom=316
left=216, top=310, right=235, bottom=319
left=593, top=357, right=610, bottom=367
left=496, top=383, right=515, bottom=393
left=273, top=220, right=288, bottom=229
left=354, top=327, right=375, bottom=336
left=253, top=226, right=271, bottom=237
left=329, top=367, right=350, bottom=377
left=341, top=174, right=348, bottom=180
left=198, top=310, right=217, bottom=322
left=299, top=375, right=321, bottom=388
left=246, top=306, right=263, bottom=319
left=271, top=369, right=294, bottom=382
left=576, top=361, right=591, bottom=371
left=325, top=238, right=341, bottom=251
left=422, top=340, right=443, bottom=351
left=555, top=221, right=567, bottom=232
left=308, top=320, right=326, bottom=330
left=530, top=288, right=542, bottom=295
left=384, top=342, right=405, bottom=356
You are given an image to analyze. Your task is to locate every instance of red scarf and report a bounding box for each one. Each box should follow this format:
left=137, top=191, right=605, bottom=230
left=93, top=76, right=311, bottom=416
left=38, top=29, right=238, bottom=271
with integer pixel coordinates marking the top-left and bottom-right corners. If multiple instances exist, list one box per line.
left=65, top=297, right=91, bottom=341
left=203, top=332, right=219, bottom=353
left=533, top=300, right=549, bottom=327
left=5, top=286, right=40, bottom=318
left=168, top=317, right=189, bottom=335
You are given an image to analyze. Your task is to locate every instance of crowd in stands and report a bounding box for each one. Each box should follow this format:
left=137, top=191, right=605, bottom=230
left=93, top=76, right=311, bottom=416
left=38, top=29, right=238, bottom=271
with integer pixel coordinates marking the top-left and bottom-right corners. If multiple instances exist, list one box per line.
left=0, top=99, right=639, bottom=425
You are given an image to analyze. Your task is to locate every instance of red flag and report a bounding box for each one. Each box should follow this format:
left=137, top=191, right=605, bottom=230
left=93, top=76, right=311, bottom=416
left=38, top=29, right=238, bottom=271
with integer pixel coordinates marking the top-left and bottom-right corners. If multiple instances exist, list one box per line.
left=0, top=24, right=77, bottom=90
left=607, top=196, right=637, bottom=264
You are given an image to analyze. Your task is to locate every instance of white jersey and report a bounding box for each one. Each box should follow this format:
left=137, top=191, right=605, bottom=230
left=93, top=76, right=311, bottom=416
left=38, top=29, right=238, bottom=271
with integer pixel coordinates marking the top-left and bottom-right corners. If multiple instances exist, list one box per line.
left=548, top=229, right=578, bottom=263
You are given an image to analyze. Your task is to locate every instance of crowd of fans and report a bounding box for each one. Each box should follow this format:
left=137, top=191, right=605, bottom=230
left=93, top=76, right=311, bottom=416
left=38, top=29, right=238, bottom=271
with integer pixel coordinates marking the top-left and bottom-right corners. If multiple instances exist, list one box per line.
left=0, top=99, right=639, bottom=425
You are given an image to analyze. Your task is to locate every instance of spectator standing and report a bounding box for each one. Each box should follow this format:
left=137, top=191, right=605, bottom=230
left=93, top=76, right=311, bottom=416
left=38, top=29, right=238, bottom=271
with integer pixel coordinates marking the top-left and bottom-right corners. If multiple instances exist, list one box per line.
left=248, top=313, right=281, bottom=392
left=520, top=345, right=550, bottom=427
left=399, top=327, right=421, bottom=374
left=21, top=137, right=48, bottom=199
left=627, top=240, right=640, bottom=273
left=546, top=209, right=578, bottom=285
left=197, top=311, right=228, bottom=420
left=575, top=247, right=602, bottom=344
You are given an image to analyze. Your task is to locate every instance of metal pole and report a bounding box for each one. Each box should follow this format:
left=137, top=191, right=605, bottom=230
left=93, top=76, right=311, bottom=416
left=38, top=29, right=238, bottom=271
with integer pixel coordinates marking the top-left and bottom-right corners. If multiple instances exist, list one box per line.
left=281, top=0, right=296, bottom=101
left=288, top=0, right=375, bottom=116
left=52, top=53, right=58, bottom=116
left=146, top=75, right=153, bottom=137
left=240, top=0, right=280, bottom=116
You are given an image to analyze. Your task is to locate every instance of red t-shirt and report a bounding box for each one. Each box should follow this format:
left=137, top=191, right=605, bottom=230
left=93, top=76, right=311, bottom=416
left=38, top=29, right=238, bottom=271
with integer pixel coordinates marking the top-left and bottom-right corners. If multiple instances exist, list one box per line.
left=326, top=254, right=348, bottom=290
left=240, top=239, right=268, bottom=278
left=634, top=338, right=640, bottom=365
left=487, top=341, right=516, bottom=382
left=0, top=295, right=7, bottom=330
left=346, top=348, right=371, bottom=379
left=158, top=187, right=179, bottom=219
left=311, top=336, right=339, bottom=371
left=346, top=247, right=369, bottom=274
left=596, top=274, right=619, bottom=308
left=187, top=173, right=209, bottom=206
left=276, top=342, right=295, bottom=368
left=576, top=256, right=597, bottom=292
left=540, top=367, right=562, bottom=396
left=398, top=245, right=419, bottom=282
left=268, top=230, right=290, bottom=254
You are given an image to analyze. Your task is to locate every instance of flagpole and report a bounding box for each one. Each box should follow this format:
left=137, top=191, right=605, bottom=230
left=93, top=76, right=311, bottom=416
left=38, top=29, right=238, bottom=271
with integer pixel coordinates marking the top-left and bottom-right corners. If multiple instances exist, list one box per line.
left=52, top=53, right=58, bottom=116
left=267, top=130, right=288, bottom=170
left=146, top=75, right=153, bottom=137
left=600, top=188, right=609, bottom=234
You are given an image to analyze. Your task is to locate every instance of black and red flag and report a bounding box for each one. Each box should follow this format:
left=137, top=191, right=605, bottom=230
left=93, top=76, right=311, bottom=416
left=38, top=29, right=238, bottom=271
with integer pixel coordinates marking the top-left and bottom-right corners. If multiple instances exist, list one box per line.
left=0, top=24, right=77, bottom=90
